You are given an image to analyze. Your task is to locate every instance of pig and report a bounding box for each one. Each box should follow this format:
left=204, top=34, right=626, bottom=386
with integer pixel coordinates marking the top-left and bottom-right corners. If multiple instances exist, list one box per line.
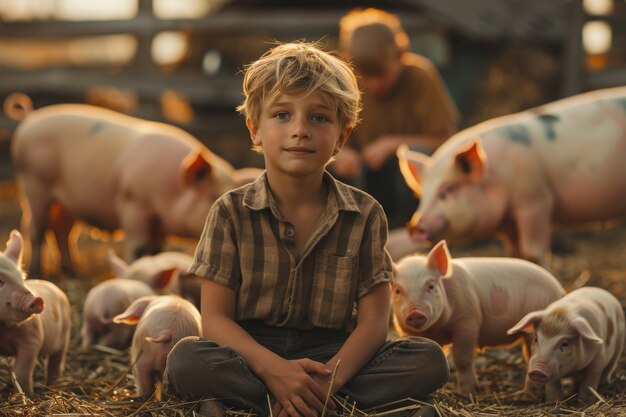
left=0, top=230, right=71, bottom=395
left=107, top=250, right=200, bottom=307
left=10, top=103, right=240, bottom=276
left=392, top=240, right=566, bottom=395
left=113, top=294, right=202, bottom=399
left=507, top=286, right=625, bottom=402
left=397, top=86, right=626, bottom=265
left=81, top=277, right=154, bottom=350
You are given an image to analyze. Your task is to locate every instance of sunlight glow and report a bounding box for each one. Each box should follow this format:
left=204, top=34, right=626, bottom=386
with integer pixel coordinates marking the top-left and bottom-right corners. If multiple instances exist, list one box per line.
left=152, top=31, right=188, bottom=66
left=583, top=0, right=613, bottom=15
left=583, top=21, right=612, bottom=54
left=153, top=0, right=211, bottom=18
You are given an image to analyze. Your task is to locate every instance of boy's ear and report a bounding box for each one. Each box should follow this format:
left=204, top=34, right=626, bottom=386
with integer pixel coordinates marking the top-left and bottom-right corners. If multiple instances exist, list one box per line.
left=246, top=118, right=261, bottom=147
left=335, top=126, right=353, bottom=154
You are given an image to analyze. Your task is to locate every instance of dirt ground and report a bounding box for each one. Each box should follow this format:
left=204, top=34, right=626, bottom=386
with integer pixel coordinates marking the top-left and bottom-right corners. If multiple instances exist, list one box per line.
left=0, top=178, right=625, bottom=417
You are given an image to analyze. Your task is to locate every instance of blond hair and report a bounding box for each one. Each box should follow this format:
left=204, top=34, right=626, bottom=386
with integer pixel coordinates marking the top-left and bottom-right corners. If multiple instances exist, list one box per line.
left=339, top=8, right=409, bottom=75
left=237, top=41, right=361, bottom=135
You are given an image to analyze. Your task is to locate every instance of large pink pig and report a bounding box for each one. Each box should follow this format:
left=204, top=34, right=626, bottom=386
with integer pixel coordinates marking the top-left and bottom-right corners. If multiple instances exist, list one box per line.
left=10, top=103, right=240, bottom=275
left=507, top=286, right=625, bottom=402
left=0, top=230, right=71, bottom=395
left=392, top=240, right=565, bottom=395
left=397, top=87, right=626, bottom=265
left=113, top=294, right=202, bottom=399
left=107, top=250, right=200, bottom=307
left=81, top=277, right=154, bottom=350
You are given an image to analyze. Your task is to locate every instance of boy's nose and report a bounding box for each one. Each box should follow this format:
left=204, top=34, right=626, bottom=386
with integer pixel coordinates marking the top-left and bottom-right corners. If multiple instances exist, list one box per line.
left=291, top=117, right=310, bottom=139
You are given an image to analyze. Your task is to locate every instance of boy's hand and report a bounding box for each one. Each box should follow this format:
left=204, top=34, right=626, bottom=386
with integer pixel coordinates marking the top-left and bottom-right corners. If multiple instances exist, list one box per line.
left=330, top=147, right=362, bottom=179
left=266, top=358, right=335, bottom=417
left=362, top=136, right=400, bottom=171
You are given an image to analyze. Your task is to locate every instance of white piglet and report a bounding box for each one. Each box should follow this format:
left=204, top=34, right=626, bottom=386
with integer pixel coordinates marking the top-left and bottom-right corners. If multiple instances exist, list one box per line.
left=81, top=278, right=155, bottom=350
left=107, top=250, right=201, bottom=308
left=113, top=295, right=202, bottom=399
left=392, top=240, right=566, bottom=395
left=0, top=230, right=71, bottom=395
left=507, top=286, right=625, bottom=402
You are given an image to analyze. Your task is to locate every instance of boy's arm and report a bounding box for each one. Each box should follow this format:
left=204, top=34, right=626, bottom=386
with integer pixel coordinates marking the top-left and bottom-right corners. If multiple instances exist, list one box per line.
left=200, top=278, right=334, bottom=417
left=312, top=282, right=391, bottom=392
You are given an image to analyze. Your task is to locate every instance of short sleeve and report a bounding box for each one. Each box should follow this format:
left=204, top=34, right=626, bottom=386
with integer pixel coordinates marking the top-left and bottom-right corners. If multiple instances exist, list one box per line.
left=188, top=200, right=241, bottom=291
left=357, top=203, right=393, bottom=298
left=414, top=57, right=459, bottom=135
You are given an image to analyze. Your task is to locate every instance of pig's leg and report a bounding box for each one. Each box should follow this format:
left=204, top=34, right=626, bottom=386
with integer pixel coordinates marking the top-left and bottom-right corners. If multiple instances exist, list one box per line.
left=521, top=333, right=536, bottom=393
left=119, top=204, right=164, bottom=261
left=17, top=177, right=52, bottom=276
left=577, top=361, right=604, bottom=402
left=14, top=347, right=38, bottom=395
left=497, top=219, right=520, bottom=257
left=451, top=329, right=479, bottom=395
left=47, top=346, right=68, bottom=382
left=514, top=200, right=553, bottom=265
left=48, top=202, right=77, bottom=274
left=134, top=361, right=155, bottom=398
left=544, top=379, right=562, bottom=402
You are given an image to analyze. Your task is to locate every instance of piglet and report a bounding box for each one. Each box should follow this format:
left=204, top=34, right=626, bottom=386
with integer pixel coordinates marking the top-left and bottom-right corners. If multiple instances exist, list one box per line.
left=113, top=294, right=202, bottom=398
left=0, top=230, right=71, bottom=395
left=392, top=240, right=566, bottom=395
left=507, top=286, right=625, bottom=402
left=81, top=278, right=154, bottom=350
left=107, top=250, right=200, bottom=307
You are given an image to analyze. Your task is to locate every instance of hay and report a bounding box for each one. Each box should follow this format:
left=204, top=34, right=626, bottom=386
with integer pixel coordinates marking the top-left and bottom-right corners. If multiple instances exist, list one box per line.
left=0, top=183, right=625, bottom=417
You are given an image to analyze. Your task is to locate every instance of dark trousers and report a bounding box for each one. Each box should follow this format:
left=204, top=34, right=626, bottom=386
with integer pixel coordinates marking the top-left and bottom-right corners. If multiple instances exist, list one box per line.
left=164, top=321, right=448, bottom=416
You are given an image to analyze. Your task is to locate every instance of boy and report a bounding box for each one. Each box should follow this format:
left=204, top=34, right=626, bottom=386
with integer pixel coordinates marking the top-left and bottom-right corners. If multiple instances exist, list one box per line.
left=164, top=41, right=448, bottom=417
left=332, top=8, right=460, bottom=229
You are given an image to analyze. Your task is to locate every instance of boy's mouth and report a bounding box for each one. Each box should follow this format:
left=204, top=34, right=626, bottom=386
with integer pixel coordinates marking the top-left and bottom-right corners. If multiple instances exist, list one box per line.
left=284, top=146, right=314, bottom=154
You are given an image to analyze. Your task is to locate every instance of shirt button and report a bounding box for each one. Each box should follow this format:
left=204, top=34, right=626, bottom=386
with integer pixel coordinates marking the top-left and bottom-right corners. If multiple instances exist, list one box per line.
left=285, top=224, right=295, bottom=238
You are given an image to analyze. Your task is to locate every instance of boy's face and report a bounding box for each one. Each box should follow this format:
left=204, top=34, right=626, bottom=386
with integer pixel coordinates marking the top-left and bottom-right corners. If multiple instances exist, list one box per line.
left=247, top=91, right=351, bottom=178
left=355, top=57, right=403, bottom=99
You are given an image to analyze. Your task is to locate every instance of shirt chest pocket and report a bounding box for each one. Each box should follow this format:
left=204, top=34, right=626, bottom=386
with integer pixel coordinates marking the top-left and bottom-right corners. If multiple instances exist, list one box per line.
left=308, top=251, right=358, bottom=328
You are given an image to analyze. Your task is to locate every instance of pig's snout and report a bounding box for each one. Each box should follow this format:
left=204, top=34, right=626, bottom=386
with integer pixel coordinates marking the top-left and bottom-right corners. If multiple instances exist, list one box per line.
left=528, top=368, right=550, bottom=383
left=405, top=309, right=428, bottom=329
left=407, top=214, right=430, bottom=242
left=408, top=224, right=429, bottom=242
left=10, top=292, right=44, bottom=314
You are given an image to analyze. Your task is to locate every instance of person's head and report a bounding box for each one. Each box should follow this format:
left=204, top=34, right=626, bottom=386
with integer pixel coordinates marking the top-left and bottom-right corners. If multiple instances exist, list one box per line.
left=237, top=41, right=361, bottom=160
left=339, top=8, right=409, bottom=98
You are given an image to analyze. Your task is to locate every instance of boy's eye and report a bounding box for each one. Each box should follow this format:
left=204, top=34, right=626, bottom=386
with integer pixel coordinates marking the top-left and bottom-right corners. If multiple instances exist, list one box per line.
left=311, top=114, right=329, bottom=123
left=274, top=112, right=289, bottom=120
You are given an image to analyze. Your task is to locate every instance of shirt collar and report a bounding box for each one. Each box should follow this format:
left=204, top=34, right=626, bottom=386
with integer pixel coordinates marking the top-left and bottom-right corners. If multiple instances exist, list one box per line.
left=243, top=171, right=361, bottom=214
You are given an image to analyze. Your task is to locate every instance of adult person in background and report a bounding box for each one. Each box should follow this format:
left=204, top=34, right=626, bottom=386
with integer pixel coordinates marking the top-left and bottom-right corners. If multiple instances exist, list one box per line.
left=332, top=7, right=460, bottom=231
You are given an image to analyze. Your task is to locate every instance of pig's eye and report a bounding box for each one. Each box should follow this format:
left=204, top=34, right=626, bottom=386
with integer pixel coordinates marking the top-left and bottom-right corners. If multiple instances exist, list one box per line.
left=437, top=184, right=458, bottom=200
left=426, top=282, right=436, bottom=292
left=559, top=339, right=571, bottom=352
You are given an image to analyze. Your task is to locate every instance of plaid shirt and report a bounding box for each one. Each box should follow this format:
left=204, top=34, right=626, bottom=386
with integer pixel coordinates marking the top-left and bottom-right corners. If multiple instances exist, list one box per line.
left=189, top=171, right=393, bottom=330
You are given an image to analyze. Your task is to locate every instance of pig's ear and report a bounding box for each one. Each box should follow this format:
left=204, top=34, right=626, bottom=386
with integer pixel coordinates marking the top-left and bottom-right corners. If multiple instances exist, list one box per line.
left=397, top=144, right=428, bottom=195
left=112, top=296, right=155, bottom=325
left=507, top=311, right=543, bottom=335
left=454, top=138, right=486, bottom=182
left=4, top=229, right=24, bottom=267
left=571, top=317, right=603, bottom=344
left=182, top=151, right=212, bottom=185
left=108, top=250, right=129, bottom=277
left=426, top=240, right=451, bottom=276
left=150, top=268, right=179, bottom=291
left=146, top=333, right=172, bottom=344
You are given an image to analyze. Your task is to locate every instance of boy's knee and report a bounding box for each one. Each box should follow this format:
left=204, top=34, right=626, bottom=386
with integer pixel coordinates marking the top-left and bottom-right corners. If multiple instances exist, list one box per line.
left=166, top=335, right=202, bottom=373
left=403, top=337, right=450, bottom=393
